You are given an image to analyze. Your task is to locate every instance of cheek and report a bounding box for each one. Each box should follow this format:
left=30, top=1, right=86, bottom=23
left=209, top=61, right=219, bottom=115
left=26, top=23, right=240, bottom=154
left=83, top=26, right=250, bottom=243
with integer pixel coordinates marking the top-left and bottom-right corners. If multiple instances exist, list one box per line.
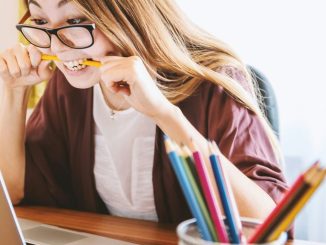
left=36, top=47, right=52, bottom=56
left=82, top=30, right=117, bottom=58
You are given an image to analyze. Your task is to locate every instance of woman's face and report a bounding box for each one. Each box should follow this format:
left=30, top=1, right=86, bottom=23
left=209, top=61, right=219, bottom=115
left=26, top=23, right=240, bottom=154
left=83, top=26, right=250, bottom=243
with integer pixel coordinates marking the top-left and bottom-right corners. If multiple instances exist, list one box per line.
left=28, top=0, right=117, bottom=89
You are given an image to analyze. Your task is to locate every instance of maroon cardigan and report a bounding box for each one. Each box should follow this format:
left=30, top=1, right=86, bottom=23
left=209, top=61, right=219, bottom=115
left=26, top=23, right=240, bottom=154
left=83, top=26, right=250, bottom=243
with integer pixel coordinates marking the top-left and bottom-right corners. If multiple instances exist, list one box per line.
left=22, top=69, right=288, bottom=224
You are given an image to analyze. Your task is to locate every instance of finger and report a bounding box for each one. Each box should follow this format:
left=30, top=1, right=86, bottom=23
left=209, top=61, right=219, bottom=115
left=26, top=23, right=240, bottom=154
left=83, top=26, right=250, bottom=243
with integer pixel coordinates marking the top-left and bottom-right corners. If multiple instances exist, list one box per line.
left=2, top=49, right=21, bottom=78
left=27, top=45, right=42, bottom=68
left=0, top=56, right=11, bottom=81
left=13, top=43, right=32, bottom=76
left=99, top=61, right=122, bottom=74
left=100, top=64, right=129, bottom=84
left=107, top=81, right=131, bottom=96
left=37, top=60, right=54, bottom=81
left=101, top=67, right=131, bottom=95
left=98, top=56, right=123, bottom=65
left=113, top=84, right=131, bottom=96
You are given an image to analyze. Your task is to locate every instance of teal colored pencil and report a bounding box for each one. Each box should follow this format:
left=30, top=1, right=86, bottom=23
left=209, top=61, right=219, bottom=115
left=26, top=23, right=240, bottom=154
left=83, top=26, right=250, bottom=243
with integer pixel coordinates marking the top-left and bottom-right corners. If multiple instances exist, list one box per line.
left=164, top=137, right=213, bottom=241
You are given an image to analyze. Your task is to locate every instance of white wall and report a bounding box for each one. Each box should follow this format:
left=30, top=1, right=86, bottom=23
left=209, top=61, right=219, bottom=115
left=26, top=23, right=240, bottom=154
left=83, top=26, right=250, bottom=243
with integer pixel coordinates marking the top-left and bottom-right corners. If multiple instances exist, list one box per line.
left=0, top=0, right=18, bottom=51
left=177, top=0, right=326, bottom=242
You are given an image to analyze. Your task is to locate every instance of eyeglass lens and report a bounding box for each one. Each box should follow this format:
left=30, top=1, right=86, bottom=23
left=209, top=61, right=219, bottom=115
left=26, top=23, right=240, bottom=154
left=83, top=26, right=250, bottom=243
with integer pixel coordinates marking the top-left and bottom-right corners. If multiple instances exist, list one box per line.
left=21, top=26, right=93, bottom=48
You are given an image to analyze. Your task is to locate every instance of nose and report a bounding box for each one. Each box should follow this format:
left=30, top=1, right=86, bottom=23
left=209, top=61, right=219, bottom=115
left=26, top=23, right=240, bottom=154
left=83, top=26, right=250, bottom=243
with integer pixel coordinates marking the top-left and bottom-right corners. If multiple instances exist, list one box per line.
left=50, top=35, right=69, bottom=54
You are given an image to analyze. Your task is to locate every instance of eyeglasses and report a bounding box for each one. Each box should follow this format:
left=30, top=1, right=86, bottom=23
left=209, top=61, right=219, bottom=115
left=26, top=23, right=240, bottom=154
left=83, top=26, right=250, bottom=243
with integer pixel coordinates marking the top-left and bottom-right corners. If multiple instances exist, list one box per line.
left=16, top=24, right=96, bottom=49
left=16, top=10, right=96, bottom=49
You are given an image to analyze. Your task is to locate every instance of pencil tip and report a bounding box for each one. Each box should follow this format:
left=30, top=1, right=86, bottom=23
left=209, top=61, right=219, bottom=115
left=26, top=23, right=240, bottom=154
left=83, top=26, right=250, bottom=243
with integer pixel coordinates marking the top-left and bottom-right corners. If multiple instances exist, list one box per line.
left=188, top=138, right=197, bottom=152
left=163, top=136, right=174, bottom=153
left=207, top=140, right=213, bottom=155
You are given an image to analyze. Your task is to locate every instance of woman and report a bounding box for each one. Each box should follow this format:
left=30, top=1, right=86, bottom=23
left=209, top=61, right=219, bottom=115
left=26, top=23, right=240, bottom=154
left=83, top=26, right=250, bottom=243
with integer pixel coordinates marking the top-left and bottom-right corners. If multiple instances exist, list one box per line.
left=0, top=0, right=287, bottom=223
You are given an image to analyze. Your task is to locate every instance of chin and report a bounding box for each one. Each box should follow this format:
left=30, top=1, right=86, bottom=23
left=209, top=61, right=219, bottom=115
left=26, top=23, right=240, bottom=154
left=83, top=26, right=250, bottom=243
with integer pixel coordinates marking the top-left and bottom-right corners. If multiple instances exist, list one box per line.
left=57, top=64, right=100, bottom=89
left=66, top=79, right=98, bottom=89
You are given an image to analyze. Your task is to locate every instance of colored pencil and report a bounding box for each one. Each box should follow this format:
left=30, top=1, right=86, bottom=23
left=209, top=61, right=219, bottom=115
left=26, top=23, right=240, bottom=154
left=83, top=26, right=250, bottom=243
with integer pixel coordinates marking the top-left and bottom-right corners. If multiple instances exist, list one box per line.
left=164, top=135, right=325, bottom=244
left=253, top=170, right=315, bottom=242
left=266, top=168, right=326, bottom=242
left=249, top=162, right=320, bottom=243
left=41, top=54, right=102, bottom=67
left=209, top=141, right=242, bottom=243
left=181, top=146, right=202, bottom=194
left=176, top=144, right=218, bottom=241
left=190, top=142, right=229, bottom=243
left=163, top=137, right=213, bottom=241
left=211, top=141, right=246, bottom=243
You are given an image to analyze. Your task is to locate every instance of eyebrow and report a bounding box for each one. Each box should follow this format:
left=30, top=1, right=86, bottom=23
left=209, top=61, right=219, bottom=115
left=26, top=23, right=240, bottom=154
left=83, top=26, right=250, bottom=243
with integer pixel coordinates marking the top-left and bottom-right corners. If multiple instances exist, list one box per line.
left=28, top=0, right=71, bottom=8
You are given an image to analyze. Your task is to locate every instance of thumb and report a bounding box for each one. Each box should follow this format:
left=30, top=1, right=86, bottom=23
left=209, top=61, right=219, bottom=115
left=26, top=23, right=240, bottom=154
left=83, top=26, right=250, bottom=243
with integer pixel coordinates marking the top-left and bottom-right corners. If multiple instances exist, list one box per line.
left=37, top=60, right=55, bottom=81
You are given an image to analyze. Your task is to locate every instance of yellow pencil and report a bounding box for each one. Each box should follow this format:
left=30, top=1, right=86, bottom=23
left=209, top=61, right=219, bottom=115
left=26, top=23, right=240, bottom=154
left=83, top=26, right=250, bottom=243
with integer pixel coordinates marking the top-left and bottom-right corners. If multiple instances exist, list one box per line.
left=41, top=54, right=102, bottom=68
left=266, top=168, right=326, bottom=241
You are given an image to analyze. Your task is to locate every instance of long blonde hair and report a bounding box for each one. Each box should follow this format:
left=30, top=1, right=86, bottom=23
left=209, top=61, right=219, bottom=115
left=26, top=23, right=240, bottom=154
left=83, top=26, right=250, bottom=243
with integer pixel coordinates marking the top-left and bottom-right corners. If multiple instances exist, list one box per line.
left=26, top=0, right=282, bottom=163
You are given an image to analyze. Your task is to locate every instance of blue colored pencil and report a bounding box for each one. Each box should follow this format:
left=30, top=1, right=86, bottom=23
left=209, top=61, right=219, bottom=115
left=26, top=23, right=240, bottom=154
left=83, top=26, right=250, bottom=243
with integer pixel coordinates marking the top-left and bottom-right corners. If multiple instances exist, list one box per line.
left=208, top=141, right=241, bottom=243
left=178, top=145, right=218, bottom=241
left=164, top=137, right=213, bottom=241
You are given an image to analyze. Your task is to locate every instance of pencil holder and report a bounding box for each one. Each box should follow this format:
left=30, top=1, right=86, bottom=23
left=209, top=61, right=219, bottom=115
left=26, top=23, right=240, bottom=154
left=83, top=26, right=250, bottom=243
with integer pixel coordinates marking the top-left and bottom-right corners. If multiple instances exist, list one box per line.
left=177, top=218, right=287, bottom=245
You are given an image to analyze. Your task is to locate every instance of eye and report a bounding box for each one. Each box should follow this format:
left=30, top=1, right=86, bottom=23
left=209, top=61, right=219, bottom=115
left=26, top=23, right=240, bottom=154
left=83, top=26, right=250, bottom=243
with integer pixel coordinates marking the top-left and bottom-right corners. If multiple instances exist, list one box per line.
left=30, top=18, right=48, bottom=25
left=67, top=18, right=87, bottom=25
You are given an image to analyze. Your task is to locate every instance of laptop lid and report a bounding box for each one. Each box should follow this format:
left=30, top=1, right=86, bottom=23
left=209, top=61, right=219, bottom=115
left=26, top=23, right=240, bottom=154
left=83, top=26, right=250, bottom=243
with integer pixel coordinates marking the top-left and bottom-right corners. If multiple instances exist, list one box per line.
left=0, top=171, right=25, bottom=245
left=0, top=172, right=137, bottom=245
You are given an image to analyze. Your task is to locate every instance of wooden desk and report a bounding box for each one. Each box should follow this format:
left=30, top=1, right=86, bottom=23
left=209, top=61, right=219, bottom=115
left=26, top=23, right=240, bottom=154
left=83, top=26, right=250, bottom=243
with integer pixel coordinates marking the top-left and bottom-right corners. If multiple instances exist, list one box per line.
left=15, top=206, right=178, bottom=245
left=15, top=206, right=323, bottom=245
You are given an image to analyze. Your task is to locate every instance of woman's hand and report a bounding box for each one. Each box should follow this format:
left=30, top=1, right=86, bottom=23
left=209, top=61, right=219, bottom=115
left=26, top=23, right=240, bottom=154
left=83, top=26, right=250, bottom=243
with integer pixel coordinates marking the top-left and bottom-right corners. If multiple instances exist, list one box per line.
left=99, top=56, right=174, bottom=118
left=0, top=44, right=54, bottom=90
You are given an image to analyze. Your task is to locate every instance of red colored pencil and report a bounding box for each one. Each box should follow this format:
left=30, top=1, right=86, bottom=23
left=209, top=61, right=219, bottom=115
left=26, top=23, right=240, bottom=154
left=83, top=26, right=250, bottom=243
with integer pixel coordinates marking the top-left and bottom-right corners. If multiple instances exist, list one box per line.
left=249, top=161, right=320, bottom=243
left=189, top=142, right=229, bottom=243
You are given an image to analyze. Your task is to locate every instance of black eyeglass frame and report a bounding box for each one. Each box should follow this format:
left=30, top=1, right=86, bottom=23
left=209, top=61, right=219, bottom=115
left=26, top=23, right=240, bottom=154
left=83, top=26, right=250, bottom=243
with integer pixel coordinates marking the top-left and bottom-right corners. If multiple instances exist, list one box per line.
left=16, top=24, right=96, bottom=49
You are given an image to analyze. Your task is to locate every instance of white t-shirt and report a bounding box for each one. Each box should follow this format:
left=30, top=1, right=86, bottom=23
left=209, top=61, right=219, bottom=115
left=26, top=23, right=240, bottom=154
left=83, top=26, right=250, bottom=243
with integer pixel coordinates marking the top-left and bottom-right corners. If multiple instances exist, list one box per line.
left=92, top=84, right=158, bottom=221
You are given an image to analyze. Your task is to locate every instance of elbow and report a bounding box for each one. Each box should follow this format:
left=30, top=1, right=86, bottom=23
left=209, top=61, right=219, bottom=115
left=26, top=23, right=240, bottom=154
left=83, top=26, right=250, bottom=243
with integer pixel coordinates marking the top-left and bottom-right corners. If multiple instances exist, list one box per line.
left=9, top=186, right=25, bottom=205
left=0, top=170, right=25, bottom=205
left=12, top=193, right=24, bottom=205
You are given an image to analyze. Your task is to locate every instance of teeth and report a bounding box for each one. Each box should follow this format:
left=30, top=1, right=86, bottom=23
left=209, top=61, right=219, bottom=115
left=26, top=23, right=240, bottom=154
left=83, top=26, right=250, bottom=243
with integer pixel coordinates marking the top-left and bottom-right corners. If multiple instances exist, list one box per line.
left=63, top=58, right=87, bottom=71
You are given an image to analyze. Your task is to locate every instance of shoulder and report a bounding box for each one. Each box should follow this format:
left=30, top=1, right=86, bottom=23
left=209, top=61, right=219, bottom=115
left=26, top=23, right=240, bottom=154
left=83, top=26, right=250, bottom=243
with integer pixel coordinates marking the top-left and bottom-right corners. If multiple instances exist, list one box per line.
left=216, top=65, right=247, bottom=83
left=177, top=72, right=261, bottom=147
left=180, top=73, right=247, bottom=115
left=216, top=65, right=254, bottom=95
left=177, top=78, right=254, bottom=142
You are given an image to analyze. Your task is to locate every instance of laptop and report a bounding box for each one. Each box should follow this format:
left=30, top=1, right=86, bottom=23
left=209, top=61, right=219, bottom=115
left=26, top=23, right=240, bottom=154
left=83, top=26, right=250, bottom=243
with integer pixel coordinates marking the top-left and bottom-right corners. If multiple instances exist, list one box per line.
left=0, top=172, right=136, bottom=245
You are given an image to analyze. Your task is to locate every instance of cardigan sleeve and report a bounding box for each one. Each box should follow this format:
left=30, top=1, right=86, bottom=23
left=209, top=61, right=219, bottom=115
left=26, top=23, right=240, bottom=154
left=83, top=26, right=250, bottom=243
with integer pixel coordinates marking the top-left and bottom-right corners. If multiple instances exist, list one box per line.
left=207, top=69, right=288, bottom=204
left=21, top=70, right=74, bottom=207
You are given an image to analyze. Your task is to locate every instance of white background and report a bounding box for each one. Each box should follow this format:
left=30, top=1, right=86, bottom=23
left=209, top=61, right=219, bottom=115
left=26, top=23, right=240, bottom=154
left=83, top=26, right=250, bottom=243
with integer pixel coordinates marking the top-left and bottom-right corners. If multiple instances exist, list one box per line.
left=1, top=0, right=326, bottom=242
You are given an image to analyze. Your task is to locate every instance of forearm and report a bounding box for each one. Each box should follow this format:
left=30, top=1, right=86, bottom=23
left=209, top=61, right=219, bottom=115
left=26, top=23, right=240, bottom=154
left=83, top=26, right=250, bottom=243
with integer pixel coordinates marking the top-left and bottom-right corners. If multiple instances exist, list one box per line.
left=219, top=154, right=276, bottom=220
left=153, top=104, right=275, bottom=220
left=0, top=85, right=31, bottom=204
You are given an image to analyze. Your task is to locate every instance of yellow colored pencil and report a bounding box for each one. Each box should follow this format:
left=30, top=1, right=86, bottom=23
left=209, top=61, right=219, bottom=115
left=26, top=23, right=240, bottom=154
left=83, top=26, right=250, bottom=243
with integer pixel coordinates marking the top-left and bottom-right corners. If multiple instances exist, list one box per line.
left=267, top=168, right=326, bottom=242
left=41, top=54, right=102, bottom=68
